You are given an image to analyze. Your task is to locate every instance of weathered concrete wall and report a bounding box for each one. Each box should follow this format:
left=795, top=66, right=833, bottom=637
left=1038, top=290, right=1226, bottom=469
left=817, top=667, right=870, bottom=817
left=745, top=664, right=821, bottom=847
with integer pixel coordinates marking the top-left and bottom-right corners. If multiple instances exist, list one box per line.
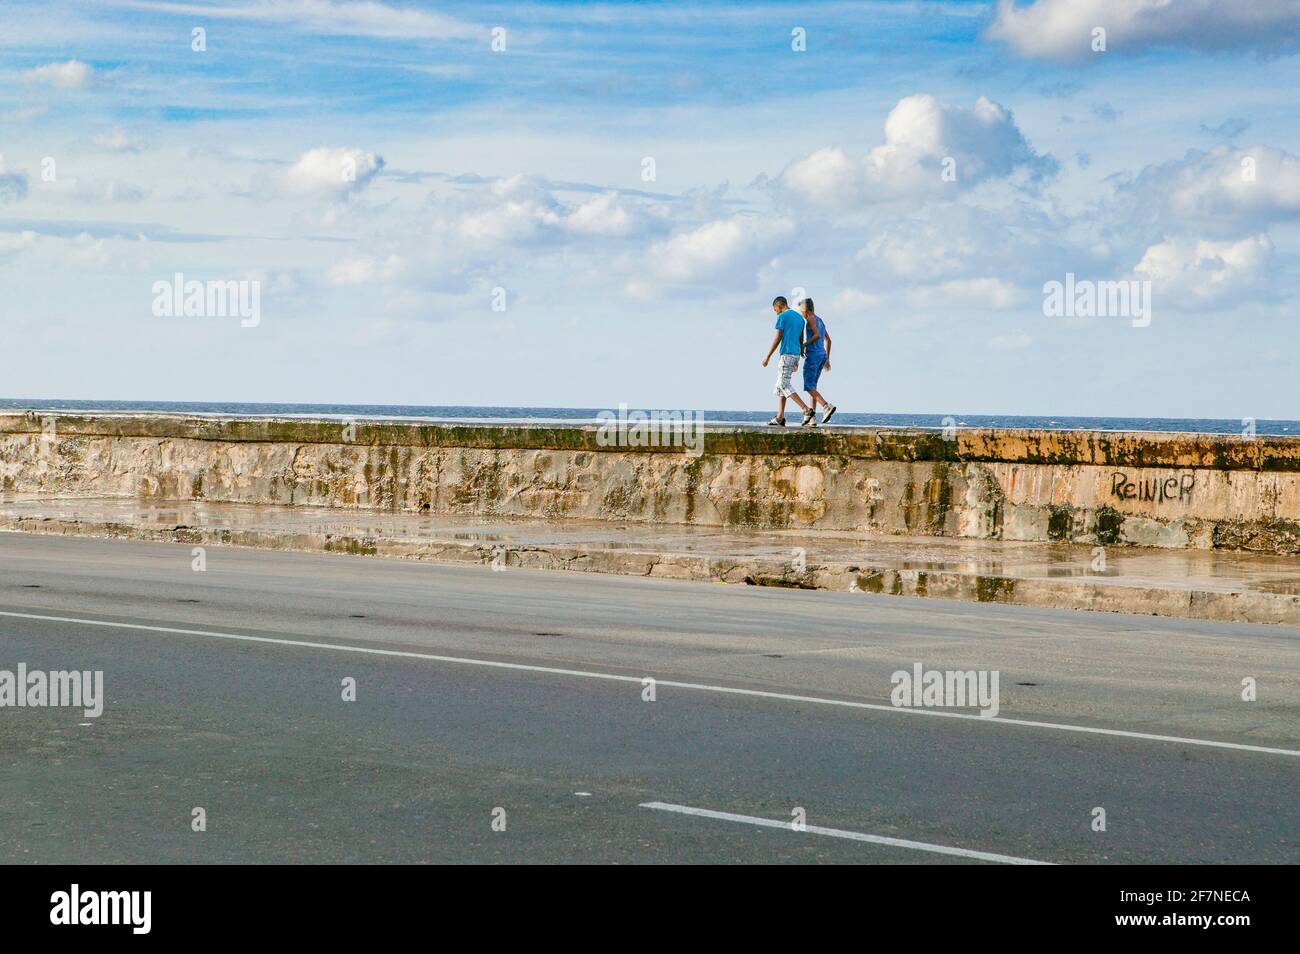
left=4, top=411, right=1300, bottom=553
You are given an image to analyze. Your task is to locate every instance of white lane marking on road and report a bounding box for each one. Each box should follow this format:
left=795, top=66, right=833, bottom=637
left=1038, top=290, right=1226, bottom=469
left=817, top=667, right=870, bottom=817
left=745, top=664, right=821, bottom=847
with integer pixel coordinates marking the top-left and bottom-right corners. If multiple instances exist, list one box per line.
left=2, top=609, right=1297, bottom=758
left=641, top=801, right=1053, bottom=865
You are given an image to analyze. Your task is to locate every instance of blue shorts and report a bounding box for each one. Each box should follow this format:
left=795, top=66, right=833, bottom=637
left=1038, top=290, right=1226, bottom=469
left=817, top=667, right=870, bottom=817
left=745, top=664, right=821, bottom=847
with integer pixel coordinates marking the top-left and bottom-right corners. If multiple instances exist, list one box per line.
left=802, top=354, right=826, bottom=391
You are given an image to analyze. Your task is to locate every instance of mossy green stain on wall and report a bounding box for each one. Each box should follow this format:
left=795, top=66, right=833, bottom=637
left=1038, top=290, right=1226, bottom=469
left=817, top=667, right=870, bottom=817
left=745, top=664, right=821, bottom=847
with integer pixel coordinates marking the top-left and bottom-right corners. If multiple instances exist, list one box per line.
left=927, top=465, right=953, bottom=535
left=1093, top=506, right=1125, bottom=545
left=975, top=576, right=1016, bottom=602
left=1047, top=505, right=1074, bottom=541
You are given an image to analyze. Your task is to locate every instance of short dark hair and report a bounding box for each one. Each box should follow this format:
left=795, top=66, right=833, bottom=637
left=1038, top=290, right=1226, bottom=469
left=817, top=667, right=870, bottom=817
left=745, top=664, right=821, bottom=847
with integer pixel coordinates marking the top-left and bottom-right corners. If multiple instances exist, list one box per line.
left=772, top=296, right=788, bottom=308
left=801, top=297, right=814, bottom=312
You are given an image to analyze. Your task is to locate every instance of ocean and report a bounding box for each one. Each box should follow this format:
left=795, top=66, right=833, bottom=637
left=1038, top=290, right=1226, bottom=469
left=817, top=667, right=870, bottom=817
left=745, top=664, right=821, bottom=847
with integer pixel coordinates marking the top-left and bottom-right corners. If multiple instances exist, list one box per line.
left=2, top=399, right=1295, bottom=436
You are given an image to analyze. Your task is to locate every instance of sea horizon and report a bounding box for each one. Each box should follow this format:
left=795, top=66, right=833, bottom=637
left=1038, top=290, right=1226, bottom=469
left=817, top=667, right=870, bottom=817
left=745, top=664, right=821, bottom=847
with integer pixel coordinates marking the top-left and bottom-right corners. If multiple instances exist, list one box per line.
left=2, top=398, right=1294, bottom=436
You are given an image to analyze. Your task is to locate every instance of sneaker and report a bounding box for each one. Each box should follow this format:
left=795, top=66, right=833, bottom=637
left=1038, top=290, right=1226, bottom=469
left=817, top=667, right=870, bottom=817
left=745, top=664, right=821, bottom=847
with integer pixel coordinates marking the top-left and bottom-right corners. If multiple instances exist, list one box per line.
left=767, top=416, right=786, bottom=426
left=821, top=404, right=838, bottom=425
left=801, top=409, right=816, bottom=427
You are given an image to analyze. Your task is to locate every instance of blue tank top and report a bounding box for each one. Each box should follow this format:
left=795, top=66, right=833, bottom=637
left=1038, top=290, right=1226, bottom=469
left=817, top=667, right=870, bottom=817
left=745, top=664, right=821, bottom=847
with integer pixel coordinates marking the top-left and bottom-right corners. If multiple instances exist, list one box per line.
left=806, top=315, right=827, bottom=359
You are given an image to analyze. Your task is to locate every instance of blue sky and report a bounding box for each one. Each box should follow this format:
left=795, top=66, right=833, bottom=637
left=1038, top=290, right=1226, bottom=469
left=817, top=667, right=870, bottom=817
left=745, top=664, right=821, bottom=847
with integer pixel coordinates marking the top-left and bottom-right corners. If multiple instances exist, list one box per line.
left=2, top=0, right=1299, bottom=417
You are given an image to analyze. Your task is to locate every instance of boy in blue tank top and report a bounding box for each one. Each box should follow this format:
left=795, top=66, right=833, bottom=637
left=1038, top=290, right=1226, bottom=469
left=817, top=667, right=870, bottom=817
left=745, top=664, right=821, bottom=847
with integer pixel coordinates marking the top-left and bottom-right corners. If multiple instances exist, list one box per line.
left=800, top=298, right=837, bottom=425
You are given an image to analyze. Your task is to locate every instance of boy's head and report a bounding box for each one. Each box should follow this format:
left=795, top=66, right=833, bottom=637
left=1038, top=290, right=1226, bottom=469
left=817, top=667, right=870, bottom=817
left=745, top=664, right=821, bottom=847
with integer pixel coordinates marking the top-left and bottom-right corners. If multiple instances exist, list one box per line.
left=772, top=296, right=788, bottom=314
left=801, top=297, right=815, bottom=316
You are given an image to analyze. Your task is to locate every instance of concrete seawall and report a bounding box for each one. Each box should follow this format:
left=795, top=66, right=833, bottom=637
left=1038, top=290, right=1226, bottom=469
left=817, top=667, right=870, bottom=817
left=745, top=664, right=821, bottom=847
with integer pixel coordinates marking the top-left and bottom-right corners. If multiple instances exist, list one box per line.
left=4, top=411, right=1300, bottom=553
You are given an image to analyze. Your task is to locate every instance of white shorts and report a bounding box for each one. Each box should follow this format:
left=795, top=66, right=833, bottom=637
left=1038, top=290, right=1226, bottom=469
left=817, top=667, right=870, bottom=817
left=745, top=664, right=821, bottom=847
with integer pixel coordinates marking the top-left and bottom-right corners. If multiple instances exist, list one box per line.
left=773, top=354, right=800, bottom=397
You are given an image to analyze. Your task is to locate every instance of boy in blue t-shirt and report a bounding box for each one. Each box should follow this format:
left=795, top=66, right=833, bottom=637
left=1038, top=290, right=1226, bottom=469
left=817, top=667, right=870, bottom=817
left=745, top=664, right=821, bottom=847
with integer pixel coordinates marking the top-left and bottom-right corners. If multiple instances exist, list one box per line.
left=761, top=296, right=815, bottom=426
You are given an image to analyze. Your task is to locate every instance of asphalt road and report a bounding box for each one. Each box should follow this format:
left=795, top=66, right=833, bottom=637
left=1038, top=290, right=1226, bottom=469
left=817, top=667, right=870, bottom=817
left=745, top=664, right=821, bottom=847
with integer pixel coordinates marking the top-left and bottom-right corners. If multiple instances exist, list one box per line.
left=1, top=532, right=1296, bottom=864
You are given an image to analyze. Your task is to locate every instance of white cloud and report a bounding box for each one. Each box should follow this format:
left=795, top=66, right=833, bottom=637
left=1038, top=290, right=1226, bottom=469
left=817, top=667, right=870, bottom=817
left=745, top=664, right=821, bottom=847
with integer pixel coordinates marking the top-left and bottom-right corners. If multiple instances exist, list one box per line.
left=827, top=277, right=1030, bottom=319
left=1134, top=234, right=1274, bottom=303
left=447, top=177, right=668, bottom=246
left=93, top=127, right=143, bottom=153
left=637, top=214, right=794, bottom=290
left=856, top=221, right=984, bottom=283
left=781, top=146, right=862, bottom=206
left=845, top=204, right=1090, bottom=293
left=566, top=192, right=654, bottom=238
left=327, top=255, right=404, bottom=285
left=0, top=230, right=38, bottom=261
left=829, top=288, right=884, bottom=315
left=23, top=59, right=94, bottom=87
left=906, top=277, right=1031, bottom=310
left=113, top=0, right=480, bottom=40
left=33, top=175, right=151, bottom=204
left=780, top=95, right=1055, bottom=206
left=453, top=175, right=561, bottom=245
left=1122, top=146, right=1300, bottom=236
left=986, top=0, right=1300, bottom=61
left=284, top=147, right=384, bottom=198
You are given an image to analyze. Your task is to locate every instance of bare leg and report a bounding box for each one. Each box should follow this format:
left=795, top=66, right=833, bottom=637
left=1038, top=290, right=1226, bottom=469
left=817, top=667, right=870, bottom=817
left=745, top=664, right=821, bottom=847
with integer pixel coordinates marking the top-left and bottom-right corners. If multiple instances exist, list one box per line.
left=809, top=388, right=829, bottom=409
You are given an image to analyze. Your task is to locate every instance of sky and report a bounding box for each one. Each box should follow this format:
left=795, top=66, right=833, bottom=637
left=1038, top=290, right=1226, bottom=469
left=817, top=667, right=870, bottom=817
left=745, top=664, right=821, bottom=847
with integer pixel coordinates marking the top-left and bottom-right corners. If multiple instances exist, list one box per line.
left=1, top=0, right=1299, bottom=418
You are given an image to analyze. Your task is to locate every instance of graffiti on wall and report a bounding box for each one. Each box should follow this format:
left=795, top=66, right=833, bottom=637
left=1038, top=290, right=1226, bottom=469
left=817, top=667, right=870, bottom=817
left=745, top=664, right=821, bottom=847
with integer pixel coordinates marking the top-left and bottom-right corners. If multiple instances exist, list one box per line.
left=1110, top=471, right=1195, bottom=504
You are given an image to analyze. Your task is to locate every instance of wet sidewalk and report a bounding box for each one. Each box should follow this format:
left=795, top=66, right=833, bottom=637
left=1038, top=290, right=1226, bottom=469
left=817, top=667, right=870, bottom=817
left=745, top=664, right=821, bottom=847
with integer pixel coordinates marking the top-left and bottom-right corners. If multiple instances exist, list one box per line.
left=3, top=495, right=1300, bottom=627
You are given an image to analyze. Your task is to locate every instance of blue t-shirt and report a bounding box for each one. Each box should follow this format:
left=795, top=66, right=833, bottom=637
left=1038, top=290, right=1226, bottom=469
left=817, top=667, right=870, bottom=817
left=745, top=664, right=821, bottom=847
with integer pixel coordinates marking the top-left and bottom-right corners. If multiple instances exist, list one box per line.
left=775, top=309, right=803, bottom=356
left=806, top=315, right=827, bottom=360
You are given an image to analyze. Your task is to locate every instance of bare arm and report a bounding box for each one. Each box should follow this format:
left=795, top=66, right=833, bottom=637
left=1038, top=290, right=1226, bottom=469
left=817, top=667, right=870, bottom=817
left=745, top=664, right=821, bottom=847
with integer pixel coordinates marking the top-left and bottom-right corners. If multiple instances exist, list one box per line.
left=762, top=330, right=782, bottom=365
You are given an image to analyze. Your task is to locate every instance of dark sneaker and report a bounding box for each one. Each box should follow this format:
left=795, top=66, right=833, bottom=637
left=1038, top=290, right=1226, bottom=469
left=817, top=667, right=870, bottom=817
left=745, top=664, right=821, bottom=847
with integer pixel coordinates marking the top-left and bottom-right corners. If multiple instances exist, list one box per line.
left=767, top=416, right=786, bottom=426
left=801, top=409, right=816, bottom=427
left=821, top=404, right=838, bottom=425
